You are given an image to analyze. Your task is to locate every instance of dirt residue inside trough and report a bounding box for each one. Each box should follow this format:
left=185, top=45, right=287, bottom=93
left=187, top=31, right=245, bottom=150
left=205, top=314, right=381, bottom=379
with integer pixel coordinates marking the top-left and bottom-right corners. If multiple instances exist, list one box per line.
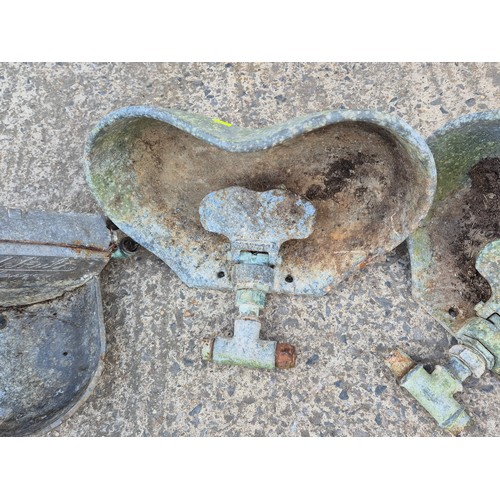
left=99, top=117, right=432, bottom=289
left=130, top=120, right=421, bottom=260
left=305, top=152, right=369, bottom=200
left=426, top=157, right=500, bottom=325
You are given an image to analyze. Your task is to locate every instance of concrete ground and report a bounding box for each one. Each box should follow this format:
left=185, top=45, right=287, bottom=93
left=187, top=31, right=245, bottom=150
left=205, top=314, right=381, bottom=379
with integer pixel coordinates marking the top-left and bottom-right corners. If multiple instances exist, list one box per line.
left=1, top=62, right=499, bottom=436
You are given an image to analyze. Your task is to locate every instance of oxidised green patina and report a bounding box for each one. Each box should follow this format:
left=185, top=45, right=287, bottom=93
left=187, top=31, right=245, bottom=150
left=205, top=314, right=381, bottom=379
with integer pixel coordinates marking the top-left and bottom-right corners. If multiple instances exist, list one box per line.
left=85, top=106, right=436, bottom=297
left=85, top=106, right=436, bottom=370
left=408, top=111, right=500, bottom=332
left=390, top=112, right=500, bottom=435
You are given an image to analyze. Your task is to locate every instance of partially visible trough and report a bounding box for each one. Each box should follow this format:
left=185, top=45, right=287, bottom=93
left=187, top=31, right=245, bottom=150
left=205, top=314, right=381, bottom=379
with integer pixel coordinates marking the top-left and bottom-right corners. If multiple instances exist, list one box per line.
left=388, top=112, right=500, bottom=435
left=0, top=207, right=113, bottom=436
left=408, top=112, right=500, bottom=331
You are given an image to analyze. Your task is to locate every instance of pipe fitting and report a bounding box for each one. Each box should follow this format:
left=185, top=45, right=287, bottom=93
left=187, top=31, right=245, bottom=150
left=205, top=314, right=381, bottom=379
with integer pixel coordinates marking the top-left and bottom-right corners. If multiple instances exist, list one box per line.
left=385, top=348, right=471, bottom=435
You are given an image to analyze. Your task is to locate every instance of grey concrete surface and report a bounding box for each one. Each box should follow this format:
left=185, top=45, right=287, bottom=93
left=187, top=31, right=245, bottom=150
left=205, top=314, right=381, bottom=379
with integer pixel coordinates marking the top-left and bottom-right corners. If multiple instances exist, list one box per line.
left=1, top=62, right=499, bottom=436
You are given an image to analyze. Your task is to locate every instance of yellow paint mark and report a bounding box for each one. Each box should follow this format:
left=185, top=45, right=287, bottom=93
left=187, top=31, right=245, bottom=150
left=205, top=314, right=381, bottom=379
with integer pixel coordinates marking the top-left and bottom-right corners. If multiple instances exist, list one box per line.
left=212, top=118, right=233, bottom=127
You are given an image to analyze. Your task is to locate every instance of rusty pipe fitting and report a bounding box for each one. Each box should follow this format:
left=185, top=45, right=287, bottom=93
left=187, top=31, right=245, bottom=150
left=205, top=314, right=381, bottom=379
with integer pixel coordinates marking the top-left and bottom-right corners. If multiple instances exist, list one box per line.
left=275, top=343, right=297, bottom=369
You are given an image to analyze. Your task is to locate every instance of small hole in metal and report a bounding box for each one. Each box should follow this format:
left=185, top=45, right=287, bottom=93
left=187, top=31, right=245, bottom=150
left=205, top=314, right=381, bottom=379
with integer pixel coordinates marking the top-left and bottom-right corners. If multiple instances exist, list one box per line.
left=217, top=271, right=225, bottom=278
left=285, top=275, right=294, bottom=283
left=63, top=352, right=68, bottom=356
left=448, top=308, right=458, bottom=318
left=121, top=237, right=139, bottom=253
left=0, top=314, right=7, bottom=329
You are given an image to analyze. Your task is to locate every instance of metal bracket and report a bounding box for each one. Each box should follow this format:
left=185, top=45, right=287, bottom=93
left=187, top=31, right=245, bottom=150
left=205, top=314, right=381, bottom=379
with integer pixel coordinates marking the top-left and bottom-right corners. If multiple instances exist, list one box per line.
left=200, top=187, right=315, bottom=369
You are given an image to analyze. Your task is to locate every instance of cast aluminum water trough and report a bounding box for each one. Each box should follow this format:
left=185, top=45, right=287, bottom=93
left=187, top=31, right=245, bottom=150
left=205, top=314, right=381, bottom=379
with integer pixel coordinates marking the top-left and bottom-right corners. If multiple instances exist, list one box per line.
left=85, top=107, right=436, bottom=370
left=386, top=112, right=500, bottom=435
left=0, top=207, right=114, bottom=436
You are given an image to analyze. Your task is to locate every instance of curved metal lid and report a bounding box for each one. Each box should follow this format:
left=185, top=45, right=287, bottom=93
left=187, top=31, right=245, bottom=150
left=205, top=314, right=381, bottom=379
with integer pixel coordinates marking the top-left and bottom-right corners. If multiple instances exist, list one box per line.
left=0, top=207, right=113, bottom=307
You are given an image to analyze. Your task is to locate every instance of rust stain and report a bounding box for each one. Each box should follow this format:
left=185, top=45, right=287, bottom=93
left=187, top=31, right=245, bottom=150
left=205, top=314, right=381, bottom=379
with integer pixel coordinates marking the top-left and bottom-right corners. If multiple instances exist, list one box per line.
left=0, top=238, right=111, bottom=256
left=385, top=349, right=417, bottom=379
left=275, top=343, right=297, bottom=369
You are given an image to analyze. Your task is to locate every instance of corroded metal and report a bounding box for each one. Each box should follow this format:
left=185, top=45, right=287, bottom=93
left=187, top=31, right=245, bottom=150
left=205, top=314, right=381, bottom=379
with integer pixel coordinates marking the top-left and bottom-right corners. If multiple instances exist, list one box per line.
left=0, top=207, right=113, bottom=436
left=474, top=240, right=500, bottom=321
left=390, top=112, right=500, bottom=435
left=201, top=189, right=311, bottom=369
left=0, top=207, right=113, bottom=306
left=275, top=343, right=297, bottom=369
left=388, top=241, right=500, bottom=435
left=0, top=277, right=106, bottom=436
left=408, top=111, right=500, bottom=331
left=112, top=236, right=140, bottom=259
left=385, top=349, right=416, bottom=379
left=200, top=187, right=316, bottom=265
left=212, top=319, right=277, bottom=370
left=386, top=349, right=471, bottom=436
left=85, top=106, right=436, bottom=296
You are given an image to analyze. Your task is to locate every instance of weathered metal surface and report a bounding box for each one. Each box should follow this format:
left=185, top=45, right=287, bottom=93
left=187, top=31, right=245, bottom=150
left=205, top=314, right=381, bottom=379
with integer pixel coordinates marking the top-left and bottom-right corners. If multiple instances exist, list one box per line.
left=203, top=321, right=297, bottom=370
left=388, top=239, right=500, bottom=435
left=0, top=277, right=105, bottom=436
left=395, top=112, right=500, bottom=433
left=385, top=349, right=416, bottom=379
left=408, top=111, right=500, bottom=332
left=455, top=240, right=500, bottom=374
left=200, top=187, right=316, bottom=265
left=400, top=363, right=470, bottom=436
left=0, top=208, right=113, bottom=436
left=475, top=240, right=500, bottom=320
left=386, top=348, right=471, bottom=435
left=0, top=207, right=113, bottom=306
left=212, top=319, right=277, bottom=370
left=111, top=236, right=140, bottom=259
left=449, top=344, right=488, bottom=379
left=201, top=190, right=308, bottom=369
left=275, top=343, right=297, bottom=369
left=85, top=106, right=436, bottom=296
